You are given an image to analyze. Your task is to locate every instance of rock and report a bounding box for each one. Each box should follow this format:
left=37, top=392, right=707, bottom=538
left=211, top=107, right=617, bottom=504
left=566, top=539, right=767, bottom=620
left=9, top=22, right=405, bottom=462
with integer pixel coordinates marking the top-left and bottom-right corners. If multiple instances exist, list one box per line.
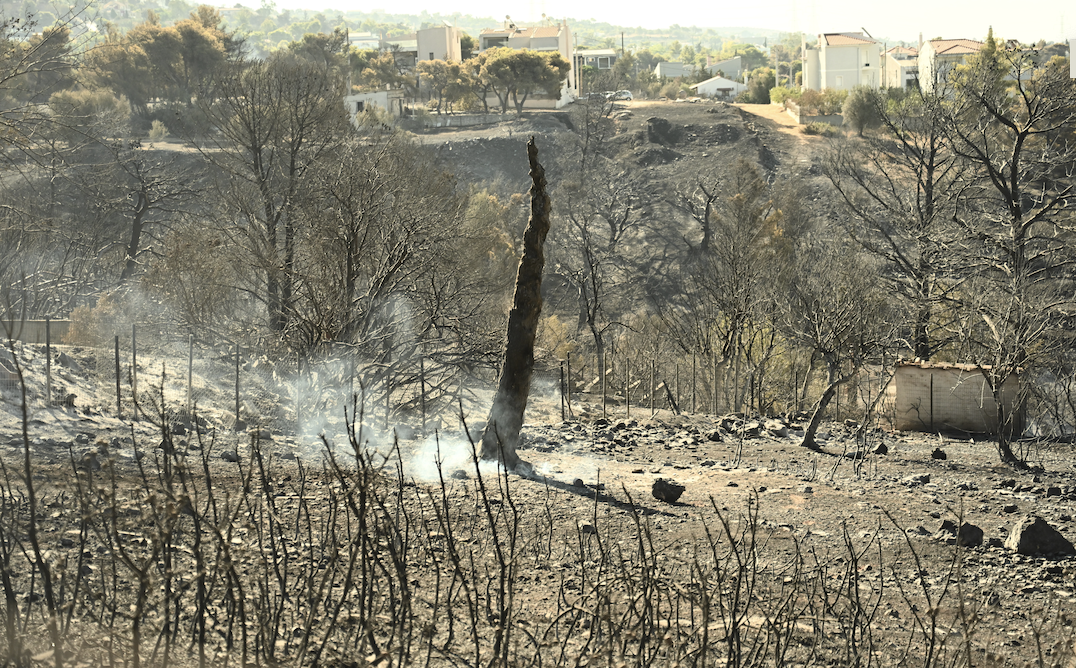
left=1047, top=486, right=1063, bottom=497
left=393, top=425, right=416, bottom=440
left=937, top=520, right=984, bottom=547
left=645, top=117, right=681, bottom=145
left=705, top=430, right=723, bottom=442
left=74, top=434, right=89, bottom=445
left=221, top=451, right=239, bottom=463
left=1003, top=504, right=1019, bottom=514
left=874, top=443, right=889, bottom=455
left=764, top=419, right=789, bottom=438
left=931, top=448, right=947, bottom=460
left=56, top=352, right=82, bottom=373
left=572, top=478, right=586, bottom=488
left=902, top=474, right=930, bottom=487
left=652, top=478, right=685, bottom=503
left=580, top=523, right=598, bottom=535
left=739, top=421, right=762, bottom=438
left=1004, top=515, right=1076, bottom=556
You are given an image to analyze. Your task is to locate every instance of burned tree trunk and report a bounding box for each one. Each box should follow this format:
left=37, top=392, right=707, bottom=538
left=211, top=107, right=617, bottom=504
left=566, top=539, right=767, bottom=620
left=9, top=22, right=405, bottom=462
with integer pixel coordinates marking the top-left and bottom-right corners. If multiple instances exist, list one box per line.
left=479, top=138, right=551, bottom=473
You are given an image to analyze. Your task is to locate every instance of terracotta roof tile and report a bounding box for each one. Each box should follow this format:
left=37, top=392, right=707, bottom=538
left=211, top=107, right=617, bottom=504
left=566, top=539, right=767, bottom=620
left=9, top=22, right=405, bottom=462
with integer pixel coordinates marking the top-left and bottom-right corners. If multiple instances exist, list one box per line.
left=929, top=38, right=983, bottom=55
left=823, top=32, right=878, bottom=46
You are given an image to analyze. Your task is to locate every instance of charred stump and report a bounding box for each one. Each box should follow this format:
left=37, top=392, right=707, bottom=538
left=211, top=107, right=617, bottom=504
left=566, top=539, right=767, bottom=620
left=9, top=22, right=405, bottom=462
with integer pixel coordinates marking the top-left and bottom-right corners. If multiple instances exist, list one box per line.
left=479, top=137, right=551, bottom=473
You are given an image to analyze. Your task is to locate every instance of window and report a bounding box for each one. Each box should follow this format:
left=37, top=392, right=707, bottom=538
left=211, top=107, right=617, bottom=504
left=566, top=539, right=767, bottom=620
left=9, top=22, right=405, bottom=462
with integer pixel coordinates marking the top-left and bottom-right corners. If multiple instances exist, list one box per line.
left=429, top=52, right=434, bottom=60
left=836, top=75, right=844, bottom=87
left=597, top=56, right=610, bottom=69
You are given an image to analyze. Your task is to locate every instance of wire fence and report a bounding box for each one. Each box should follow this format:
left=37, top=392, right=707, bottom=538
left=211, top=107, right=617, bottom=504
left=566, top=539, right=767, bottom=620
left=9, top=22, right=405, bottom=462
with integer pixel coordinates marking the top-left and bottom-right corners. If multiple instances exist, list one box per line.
left=3, top=320, right=910, bottom=438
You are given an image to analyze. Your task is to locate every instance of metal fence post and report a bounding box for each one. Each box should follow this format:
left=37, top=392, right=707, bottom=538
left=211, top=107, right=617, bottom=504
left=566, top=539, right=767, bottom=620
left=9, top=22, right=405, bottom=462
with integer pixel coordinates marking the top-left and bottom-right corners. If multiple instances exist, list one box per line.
left=114, top=336, right=121, bottom=418
left=131, top=324, right=137, bottom=416
left=45, top=317, right=51, bottom=405
left=559, top=362, right=565, bottom=421
left=235, top=344, right=241, bottom=428
left=420, top=356, right=427, bottom=433
left=187, top=333, right=193, bottom=415
left=566, top=352, right=572, bottom=418
left=650, top=360, right=655, bottom=417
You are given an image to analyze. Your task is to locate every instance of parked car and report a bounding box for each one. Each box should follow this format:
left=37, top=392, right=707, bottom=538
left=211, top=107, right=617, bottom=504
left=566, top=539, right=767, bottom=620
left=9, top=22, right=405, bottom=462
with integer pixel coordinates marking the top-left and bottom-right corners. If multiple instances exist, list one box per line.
left=610, top=90, right=633, bottom=101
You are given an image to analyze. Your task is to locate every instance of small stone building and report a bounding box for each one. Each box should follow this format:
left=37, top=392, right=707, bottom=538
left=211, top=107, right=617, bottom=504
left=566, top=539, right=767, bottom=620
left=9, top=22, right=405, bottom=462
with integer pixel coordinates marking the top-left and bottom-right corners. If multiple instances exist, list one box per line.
left=881, top=360, right=1024, bottom=436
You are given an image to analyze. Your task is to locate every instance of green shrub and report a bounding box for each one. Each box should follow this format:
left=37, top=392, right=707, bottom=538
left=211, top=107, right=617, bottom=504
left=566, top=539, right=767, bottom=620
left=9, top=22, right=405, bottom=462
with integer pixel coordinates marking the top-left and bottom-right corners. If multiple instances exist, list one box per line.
left=770, top=85, right=800, bottom=105
left=803, top=121, right=840, bottom=137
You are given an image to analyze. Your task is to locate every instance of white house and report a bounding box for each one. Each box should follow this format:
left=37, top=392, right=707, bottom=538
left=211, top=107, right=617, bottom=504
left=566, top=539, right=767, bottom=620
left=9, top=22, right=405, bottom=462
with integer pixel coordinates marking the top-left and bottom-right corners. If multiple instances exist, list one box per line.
left=690, top=75, right=747, bottom=99
left=345, top=90, right=406, bottom=124
left=1069, top=39, right=1075, bottom=78
left=917, top=38, right=982, bottom=92
left=802, top=32, right=883, bottom=91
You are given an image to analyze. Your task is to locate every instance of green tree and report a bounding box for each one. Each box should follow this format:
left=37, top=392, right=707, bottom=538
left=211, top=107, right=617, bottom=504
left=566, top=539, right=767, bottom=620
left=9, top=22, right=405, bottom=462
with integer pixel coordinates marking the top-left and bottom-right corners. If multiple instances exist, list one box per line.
left=480, top=47, right=570, bottom=115
left=841, top=85, right=882, bottom=136
left=416, top=58, right=463, bottom=113
left=459, top=32, right=476, bottom=60
left=746, top=66, right=774, bottom=104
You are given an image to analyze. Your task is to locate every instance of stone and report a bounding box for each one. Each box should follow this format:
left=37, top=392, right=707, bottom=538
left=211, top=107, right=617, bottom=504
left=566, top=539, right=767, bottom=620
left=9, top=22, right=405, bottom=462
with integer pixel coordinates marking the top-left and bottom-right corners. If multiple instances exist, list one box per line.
left=221, top=451, right=239, bottom=463
left=56, top=352, right=82, bottom=373
left=902, top=474, right=930, bottom=487
left=705, top=430, right=723, bottom=442
left=931, top=448, right=947, bottom=460
left=652, top=478, right=686, bottom=503
left=874, top=443, right=889, bottom=455
left=1004, top=515, right=1076, bottom=556
left=945, top=521, right=984, bottom=547
left=393, top=425, right=416, bottom=440
left=764, top=420, right=789, bottom=438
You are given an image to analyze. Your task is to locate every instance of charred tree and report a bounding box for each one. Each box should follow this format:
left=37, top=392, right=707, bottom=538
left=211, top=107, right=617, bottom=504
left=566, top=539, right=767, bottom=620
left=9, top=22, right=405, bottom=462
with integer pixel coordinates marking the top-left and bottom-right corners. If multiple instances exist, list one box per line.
left=479, top=137, right=551, bottom=473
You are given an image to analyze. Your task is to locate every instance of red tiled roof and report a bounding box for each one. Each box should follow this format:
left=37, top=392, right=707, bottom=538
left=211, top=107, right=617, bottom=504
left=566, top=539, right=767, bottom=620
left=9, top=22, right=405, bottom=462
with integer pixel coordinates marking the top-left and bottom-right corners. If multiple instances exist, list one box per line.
left=823, top=32, right=878, bottom=46
left=929, top=38, right=983, bottom=56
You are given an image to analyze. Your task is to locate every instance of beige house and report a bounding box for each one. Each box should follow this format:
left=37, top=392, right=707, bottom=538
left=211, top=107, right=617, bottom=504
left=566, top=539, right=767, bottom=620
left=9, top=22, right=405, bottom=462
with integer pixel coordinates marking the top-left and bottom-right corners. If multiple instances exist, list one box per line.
left=881, top=361, right=1023, bottom=436
left=381, top=26, right=464, bottom=69
left=917, top=38, right=982, bottom=92
left=478, top=18, right=577, bottom=107
left=802, top=32, right=883, bottom=91
left=883, top=45, right=918, bottom=89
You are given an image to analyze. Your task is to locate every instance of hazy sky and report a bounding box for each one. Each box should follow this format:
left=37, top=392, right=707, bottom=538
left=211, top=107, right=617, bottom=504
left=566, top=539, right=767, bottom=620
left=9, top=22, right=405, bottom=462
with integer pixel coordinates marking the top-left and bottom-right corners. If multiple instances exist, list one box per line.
left=314, top=0, right=1072, bottom=45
